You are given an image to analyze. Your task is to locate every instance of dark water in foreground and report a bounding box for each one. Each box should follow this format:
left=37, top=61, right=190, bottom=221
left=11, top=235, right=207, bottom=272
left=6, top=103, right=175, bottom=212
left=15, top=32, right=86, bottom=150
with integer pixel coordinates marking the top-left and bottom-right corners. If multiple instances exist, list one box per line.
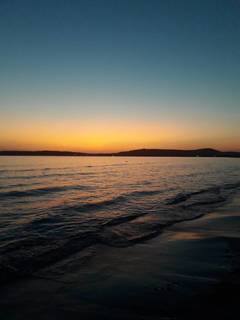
left=0, top=156, right=240, bottom=282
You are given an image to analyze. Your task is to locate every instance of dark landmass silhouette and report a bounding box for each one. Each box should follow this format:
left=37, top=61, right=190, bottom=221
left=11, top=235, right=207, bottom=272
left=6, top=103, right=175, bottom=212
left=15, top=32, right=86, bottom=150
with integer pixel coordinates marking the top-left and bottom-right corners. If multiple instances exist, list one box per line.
left=0, top=148, right=239, bottom=157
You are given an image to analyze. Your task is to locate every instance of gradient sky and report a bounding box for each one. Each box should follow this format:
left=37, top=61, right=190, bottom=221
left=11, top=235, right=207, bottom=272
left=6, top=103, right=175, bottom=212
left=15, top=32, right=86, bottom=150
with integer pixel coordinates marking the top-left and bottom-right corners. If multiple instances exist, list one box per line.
left=0, top=0, right=240, bottom=152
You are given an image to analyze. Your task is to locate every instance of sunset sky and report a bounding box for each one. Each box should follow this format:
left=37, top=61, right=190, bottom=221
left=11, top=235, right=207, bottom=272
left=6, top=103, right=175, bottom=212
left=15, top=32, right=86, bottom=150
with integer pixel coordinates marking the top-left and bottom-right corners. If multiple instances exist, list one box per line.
left=0, top=0, right=239, bottom=152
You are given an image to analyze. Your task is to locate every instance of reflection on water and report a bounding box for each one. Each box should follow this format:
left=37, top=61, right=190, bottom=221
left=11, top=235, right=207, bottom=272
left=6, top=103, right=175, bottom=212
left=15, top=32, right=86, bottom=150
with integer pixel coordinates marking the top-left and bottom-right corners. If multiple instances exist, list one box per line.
left=0, top=156, right=240, bottom=282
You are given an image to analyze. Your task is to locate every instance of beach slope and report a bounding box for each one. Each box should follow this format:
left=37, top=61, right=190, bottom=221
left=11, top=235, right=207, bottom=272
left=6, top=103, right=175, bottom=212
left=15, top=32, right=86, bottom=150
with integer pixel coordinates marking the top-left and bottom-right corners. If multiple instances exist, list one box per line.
left=1, top=194, right=240, bottom=319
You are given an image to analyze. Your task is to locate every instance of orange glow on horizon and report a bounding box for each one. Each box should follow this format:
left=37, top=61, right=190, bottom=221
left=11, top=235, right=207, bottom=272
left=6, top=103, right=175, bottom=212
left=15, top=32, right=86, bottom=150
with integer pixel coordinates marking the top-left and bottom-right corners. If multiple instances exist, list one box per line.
left=1, top=116, right=239, bottom=152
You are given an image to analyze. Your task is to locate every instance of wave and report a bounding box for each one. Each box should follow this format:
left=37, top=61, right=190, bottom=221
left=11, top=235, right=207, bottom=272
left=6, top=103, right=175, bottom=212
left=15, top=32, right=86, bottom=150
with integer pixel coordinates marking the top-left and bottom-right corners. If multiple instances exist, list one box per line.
left=0, top=181, right=240, bottom=285
left=0, top=171, right=96, bottom=180
left=98, top=182, right=240, bottom=247
left=0, top=208, right=205, bottom=284
left=0, top=167, right=70, bottom=174
left=166, top=182, right=240, bottom=206
left=0, top=182, right=41, bottom=190
left=0, top=163, right=129, bottom=175
left=102, top=212, right=147, bottom=227
left=61, top=189, right=165, bottom=213
left=0, top=230, right=98, bottom=284
left=0, top=184, right=91, bottom=199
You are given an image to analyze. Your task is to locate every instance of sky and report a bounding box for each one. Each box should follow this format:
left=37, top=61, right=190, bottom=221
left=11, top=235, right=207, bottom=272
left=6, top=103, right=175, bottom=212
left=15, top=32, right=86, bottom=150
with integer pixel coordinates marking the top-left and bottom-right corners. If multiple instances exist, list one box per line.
left=0, top=0, right=239, bottom=152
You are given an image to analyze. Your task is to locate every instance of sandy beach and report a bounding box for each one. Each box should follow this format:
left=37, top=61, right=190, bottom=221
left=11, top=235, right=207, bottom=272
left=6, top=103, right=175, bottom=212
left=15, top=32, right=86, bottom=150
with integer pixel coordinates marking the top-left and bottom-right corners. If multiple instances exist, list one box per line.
left=0, top=192, right=239, bottom=319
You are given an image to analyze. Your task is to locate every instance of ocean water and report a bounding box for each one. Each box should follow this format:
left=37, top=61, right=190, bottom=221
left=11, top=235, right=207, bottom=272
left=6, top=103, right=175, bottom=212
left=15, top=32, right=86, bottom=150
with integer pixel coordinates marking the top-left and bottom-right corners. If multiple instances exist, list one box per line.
left=0, top=156, right=240, bottom=282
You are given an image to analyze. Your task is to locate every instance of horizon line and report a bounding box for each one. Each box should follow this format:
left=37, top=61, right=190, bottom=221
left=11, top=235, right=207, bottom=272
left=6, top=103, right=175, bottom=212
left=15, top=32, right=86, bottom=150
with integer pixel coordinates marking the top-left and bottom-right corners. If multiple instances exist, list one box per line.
left=0, top=147, right=240, bottom=156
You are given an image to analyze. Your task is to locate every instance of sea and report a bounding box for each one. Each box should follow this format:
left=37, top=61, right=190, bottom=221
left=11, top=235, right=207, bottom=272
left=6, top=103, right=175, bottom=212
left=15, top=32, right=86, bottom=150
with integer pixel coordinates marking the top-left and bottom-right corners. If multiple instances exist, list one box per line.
left=0, top=156, right=240, bottom=283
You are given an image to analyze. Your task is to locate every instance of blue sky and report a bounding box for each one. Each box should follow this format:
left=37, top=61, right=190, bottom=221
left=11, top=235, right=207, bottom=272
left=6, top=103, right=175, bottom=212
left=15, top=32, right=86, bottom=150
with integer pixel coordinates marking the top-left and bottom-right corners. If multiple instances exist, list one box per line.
left=0, top=0, right=239, bottom=151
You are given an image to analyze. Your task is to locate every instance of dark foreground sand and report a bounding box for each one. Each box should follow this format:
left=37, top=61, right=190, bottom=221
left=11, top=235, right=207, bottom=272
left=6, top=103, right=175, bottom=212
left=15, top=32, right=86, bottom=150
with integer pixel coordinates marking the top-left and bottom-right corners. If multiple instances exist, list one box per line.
left=1, top=193, right=240, bottom=319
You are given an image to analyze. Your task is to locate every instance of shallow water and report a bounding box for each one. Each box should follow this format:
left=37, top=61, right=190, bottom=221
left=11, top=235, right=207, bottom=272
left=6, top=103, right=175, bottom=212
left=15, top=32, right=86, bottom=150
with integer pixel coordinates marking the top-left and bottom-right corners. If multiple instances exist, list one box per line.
left=0, top=156, right=240, bottom=282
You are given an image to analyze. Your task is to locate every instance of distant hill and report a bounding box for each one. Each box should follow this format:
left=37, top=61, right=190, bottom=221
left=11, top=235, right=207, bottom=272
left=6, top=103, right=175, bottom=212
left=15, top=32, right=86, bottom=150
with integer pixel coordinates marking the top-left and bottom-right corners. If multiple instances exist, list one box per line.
left=115, top=148, right=240, bottom=157
left=0, top=148, right=239, bottom=157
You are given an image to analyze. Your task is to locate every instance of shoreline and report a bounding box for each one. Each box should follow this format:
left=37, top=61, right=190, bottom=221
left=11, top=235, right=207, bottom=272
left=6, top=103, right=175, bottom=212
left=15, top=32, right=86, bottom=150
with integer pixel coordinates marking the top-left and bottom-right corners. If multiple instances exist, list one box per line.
left=1, top=193, right=240, bottom=319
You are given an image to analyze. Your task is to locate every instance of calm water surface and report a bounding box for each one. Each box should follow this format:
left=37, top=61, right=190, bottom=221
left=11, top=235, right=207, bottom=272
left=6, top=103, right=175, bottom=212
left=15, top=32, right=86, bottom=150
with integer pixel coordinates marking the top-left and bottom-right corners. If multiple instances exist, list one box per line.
left=0, top=156, right=240, bottom=281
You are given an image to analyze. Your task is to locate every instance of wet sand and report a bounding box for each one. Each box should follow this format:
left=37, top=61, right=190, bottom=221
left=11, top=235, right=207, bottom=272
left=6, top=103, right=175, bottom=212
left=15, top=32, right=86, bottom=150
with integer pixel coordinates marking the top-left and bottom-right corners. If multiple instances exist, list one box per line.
left=1, top=193, right=240, bottom=319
